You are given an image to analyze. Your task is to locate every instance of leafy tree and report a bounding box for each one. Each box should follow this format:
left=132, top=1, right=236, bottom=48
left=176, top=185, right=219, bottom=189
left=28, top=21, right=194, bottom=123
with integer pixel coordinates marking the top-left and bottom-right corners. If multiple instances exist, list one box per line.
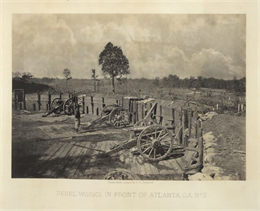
left=13, top=72, right=21, bottom=79
left=21, top=72, right=33, bottom=82
left=153, top=77, right=160, bottom=87
left=117, top=77, right=128, bottom=85
left=99, top=42, right=130, bottom=93
left=63, top=68, right=72, bottom=85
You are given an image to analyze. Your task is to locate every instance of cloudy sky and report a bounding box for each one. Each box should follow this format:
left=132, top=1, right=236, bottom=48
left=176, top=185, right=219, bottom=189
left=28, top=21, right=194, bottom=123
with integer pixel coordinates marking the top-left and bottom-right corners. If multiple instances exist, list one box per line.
left=12, top=14, right=246, bottom=79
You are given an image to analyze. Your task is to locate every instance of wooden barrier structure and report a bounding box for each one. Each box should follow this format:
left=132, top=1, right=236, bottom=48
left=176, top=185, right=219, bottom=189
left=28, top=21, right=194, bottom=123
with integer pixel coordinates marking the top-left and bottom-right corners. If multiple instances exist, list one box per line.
left=13, top=92, right=246, bottom=120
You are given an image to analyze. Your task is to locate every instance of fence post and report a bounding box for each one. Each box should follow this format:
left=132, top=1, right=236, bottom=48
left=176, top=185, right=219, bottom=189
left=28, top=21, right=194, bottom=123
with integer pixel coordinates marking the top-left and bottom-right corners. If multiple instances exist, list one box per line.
left=82, top=97, right=85, bottom=114
left=37, top=91, right=41, bottom=110
left=59, top=91, right=62, bottom=100
left=159, top=105, right=163, bottom=125
left=96, top=107, right=99, bottom=116
left=132, top=101, right=136, bottom=124
left=102, top=97, right=105, bottom=108
left=91, top=96, right=94, bottom=114
left=135, top=101, right=139, bottom=122
left=141, top=104, right=144, bottom=119
left=14, top=90, right=17, bottom=110
left=178, top=108, right=183, bottom=145
left=33, top=103, right=36, bottom=111
left=184, top=109, right=188, bottom=128
left=144, top=103, right=148, bottom=116
left=23, top=92, right=26, bottom=110
left=86, top=106, right=89, bottom=114
left=171, top=108, right=175, bottom=131
left=238, top=103, right=241, bottom=113
left=48, top=91, right=51, bottom=111
left=198, top=128, right=203, bottom=165
left=195, top=121, right=198, bottom=138
left=182, top=109, right=185, bottom=146
left=121, top=96, right=124, bottom=107
left=188, top=108, right=192, bottom=138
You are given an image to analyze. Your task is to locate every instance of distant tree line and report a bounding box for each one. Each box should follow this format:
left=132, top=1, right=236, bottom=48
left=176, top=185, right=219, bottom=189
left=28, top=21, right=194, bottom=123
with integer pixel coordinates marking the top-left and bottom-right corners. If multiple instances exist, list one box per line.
left=159, top=75, right=245, bottom=92
left=12, top=71, right=246, bottom=94
left=12, top=72, right=50, bottom=93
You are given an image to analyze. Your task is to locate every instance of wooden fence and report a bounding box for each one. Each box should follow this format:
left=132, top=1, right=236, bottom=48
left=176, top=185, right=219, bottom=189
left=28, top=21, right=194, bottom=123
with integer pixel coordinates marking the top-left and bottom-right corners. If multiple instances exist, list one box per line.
left=13, top=90, right=204, bottom=152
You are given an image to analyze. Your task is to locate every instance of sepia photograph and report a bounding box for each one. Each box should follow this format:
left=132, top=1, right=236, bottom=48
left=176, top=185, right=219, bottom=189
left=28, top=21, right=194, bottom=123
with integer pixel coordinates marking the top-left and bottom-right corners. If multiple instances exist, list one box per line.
left=12, top=14, right=246, bottom=181
left=1, top=1, right=260, bottom=210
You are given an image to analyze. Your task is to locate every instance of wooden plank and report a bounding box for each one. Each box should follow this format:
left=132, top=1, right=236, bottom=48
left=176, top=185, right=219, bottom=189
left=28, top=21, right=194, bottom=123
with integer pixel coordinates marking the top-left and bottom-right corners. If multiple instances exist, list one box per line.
left=65, top=141, right=91, bottom=178
left=172, top=159, right=186, bottom=174
left=141, top=105, right=144, bottom=119
left=26, top=142, right=64, bottom=176
left=182, top=109, right=185, bottom=146
left=80, top=142, right=100, bottom=177
left=172, top=108, right=175, bottom=132
left=88, top=141, right=107, bottom=176
left=104, top=140, right=122, bottom=173
left=178, top=109, right=182, bottom=145
left=183, top=150, right=198, bottom=166
left=135, top=101, right=139, bottom=122
left=56, top=143, right=83, bottom=178
left=145, top=162, right=159, bottom=175
left=100, top=139, right=108, bottom=154
left=162, top=160, right=178, bottom=174
left=44, top=142, right=76, bottom=177
left=188, top=108, right=192, bottom=137
left=62, top=141, right=91, bottom=178
left=37, top=142, right=71, bottom=176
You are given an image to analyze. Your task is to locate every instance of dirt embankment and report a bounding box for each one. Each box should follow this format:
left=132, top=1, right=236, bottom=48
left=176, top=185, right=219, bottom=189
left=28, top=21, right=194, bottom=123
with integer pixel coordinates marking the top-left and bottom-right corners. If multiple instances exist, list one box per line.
left=202, top=114, right=246, bottom=180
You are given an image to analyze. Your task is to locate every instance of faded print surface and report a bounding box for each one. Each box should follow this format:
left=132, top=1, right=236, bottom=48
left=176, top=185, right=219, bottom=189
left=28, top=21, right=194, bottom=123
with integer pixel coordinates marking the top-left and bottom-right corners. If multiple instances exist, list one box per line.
left=12, top=14, right=246, bottom=181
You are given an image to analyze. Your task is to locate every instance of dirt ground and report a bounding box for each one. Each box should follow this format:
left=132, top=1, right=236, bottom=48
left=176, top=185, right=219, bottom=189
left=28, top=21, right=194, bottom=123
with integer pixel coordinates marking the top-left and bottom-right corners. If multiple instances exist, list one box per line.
left=12, top=108, right=246, bottom=180
left=203, top=114, right=246, bottom=180
left=12, top=110, right=187, bottom=180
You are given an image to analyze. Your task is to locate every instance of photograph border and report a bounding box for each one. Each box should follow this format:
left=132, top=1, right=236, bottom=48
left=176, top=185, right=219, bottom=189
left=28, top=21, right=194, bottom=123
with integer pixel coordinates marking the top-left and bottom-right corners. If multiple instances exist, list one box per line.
left=1, top=1, right=259, bottom=210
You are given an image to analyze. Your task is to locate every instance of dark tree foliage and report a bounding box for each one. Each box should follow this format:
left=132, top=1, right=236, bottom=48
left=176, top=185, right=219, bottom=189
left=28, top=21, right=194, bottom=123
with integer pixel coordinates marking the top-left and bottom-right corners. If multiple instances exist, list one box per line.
left=99, top=42, right=130, bottom=93
left=161, top=74, right=246, bottom=93
left=153, top=77, right=160, bottom=87
left=21, top=72, right=33, bottom=82
left=63, top=68, right=72, bottom=81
